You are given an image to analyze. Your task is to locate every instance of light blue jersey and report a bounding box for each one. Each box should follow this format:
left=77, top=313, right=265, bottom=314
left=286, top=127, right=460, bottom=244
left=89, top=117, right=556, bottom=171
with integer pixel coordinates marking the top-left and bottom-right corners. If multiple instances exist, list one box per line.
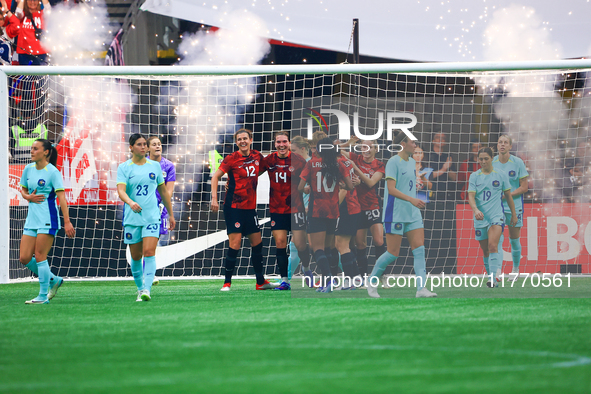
left=468, top=169, right=511, bottom=228
left=117, top=159, right=164, bottom=227
left=20, top=163, right=64, bottom=230
left=493, top=154, right=528, bottom=213
left=382, top=155, right=422, bottom=224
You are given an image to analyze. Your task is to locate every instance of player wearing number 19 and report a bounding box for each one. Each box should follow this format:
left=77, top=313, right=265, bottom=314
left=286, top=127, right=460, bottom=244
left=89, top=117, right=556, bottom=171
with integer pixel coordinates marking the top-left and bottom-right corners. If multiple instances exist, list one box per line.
left=468, top=147, right=517, bottom=287
left=260, top=131, right=308, bottom=290
left=19, top=139, right=75, bottom=304
left=211, top=128, right=277, bottom=291
left=117, top=134, right=176, bottom=302
left=367, top=133, right=437, bottom=298
left=493, top=135, right=529, bottom=278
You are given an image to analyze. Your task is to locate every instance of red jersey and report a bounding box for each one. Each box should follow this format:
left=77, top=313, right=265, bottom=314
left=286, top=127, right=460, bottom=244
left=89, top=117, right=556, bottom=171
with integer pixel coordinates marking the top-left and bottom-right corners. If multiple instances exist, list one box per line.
left=300, top=157, right=351, bottom=219
left=338, top=156, right=361, bottom=215
left=261, top=151, right=307, bottom=214
left=349, top=152, right=386, bottom=210
left=219, top=150, right=264, bottom=210
left=16, top=11, right=47, bottom=55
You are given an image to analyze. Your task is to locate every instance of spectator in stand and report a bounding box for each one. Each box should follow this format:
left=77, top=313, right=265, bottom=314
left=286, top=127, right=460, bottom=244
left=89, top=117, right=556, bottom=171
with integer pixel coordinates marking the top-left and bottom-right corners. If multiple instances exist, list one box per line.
left=412, top=144, right=433, bottom=203
left=425, top=133, right=457, bottom=201
left=0, top=2, right=14, bottom=65
left=14, top=0, right=50, bottom=65
left=458, top=141, right=482, bottom=201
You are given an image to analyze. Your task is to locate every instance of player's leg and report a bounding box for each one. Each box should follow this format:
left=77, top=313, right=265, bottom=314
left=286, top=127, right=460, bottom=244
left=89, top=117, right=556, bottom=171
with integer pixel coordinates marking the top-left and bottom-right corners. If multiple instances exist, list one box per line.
left=367, top=230, right=401, bottom=298
left=486, top=225, right=503, bottom=286
left=292, top=228, right=312, bottom=285
left=370, top=221, right=387, bottom=261
left=129, top=239, right=146, bottom=300
left=355, top=228, right=369, bottom=277
left=271, top=229, right=290, bottom=289
left=247, top=231, right=274, bottom=290
left=141, top=231, right=160, bottom=300
left=335, top=234, right=360, bottom=288
left=22, top=232, right=53, bottom=304
left=288, top=241, right=300, bottom=280
left=308, top=218, right=332, bottom=288
left=475, top=228, right=490, bottom=275
left=407, top=226, right=436, bottom=297
left=152, top=211, right=170, bottom=286
left=508, top=224, right=523, bottom=275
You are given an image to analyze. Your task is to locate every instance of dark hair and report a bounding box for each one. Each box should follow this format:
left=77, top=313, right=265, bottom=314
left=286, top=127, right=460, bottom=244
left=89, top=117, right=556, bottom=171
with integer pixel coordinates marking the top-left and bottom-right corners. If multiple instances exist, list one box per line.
left=234, top=128, right=253, bottom=142
left=393, top=132, right=409, bottom=145
left=478, top=147, right=494, bottom=159
left=129, top=133, right=146, bottom=146
left=36, top=138, right=57, bottom=166
left=316, top=137, right=341, bottom=185
left=274, top=131, right=290, bottom=142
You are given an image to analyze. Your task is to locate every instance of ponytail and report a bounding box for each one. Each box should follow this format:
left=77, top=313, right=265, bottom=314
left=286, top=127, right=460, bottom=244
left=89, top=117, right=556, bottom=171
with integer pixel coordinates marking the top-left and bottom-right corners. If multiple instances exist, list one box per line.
left=36, top=138, right=58, bottom=166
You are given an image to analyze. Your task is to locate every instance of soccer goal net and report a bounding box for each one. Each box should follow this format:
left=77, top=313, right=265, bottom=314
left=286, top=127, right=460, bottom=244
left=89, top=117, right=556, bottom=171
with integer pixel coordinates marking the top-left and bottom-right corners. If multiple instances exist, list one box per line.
left=2, top=61, right=591, bottom=283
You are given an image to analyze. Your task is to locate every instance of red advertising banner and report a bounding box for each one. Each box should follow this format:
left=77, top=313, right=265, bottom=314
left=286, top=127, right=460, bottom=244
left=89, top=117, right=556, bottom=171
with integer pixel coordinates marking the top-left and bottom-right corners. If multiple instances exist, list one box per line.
left=456, top=203, right=591, bottom=274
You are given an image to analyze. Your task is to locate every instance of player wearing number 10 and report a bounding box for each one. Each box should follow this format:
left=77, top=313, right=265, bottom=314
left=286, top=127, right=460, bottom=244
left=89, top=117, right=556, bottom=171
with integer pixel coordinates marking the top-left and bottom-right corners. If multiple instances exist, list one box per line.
left=260, top=131, right=308, bottom=290
left=117, top=134, right=176, bottom=302
left=468, top=147, right=517, bottom=287
left=210, top=128, right=277, bottom=291
left=367, top=133, right=437, bottom=298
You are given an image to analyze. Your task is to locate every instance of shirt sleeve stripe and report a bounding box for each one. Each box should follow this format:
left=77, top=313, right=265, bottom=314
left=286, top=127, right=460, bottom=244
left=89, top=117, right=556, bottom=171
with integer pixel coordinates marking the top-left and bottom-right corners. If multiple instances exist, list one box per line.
left=116, top=182, right=127, bottom=185
left=385, top=176, right=396, bottom=181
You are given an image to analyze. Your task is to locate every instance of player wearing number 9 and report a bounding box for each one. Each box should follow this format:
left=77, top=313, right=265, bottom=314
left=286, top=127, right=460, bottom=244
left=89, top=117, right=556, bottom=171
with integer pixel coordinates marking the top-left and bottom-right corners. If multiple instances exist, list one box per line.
left=210, top=128, right=277, bottom=291
left=467, top=147, right=517, bottom=287
left=117, top=134, right=175, bottom=302
left=367, top=133, right=436, bottom=298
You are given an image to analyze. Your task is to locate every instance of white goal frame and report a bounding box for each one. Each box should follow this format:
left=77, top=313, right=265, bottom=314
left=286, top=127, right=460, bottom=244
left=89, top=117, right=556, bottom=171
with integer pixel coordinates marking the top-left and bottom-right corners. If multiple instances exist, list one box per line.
left=2, top=58, right=591, bottom=284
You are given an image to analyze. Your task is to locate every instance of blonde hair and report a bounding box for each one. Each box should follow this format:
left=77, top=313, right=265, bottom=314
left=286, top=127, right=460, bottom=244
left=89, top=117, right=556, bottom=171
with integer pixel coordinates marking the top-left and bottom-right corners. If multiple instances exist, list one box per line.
left=291, top=136, right=309, bottom=149
left=311, top=131, right=327, bottom=148
left=498, top=134, right=513, bottom=145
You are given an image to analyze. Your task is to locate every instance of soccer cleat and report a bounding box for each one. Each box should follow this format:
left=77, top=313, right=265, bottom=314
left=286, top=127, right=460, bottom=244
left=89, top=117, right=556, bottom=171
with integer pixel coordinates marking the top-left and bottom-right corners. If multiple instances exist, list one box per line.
left=319, top=285, right=332, bottom=293
left=136, top=291, right=143, bottom=302
left=367, top=283, right=380, bottom=298
left=256, top=280, right=280, bottom=290
left=25, top=296, right=49, bottom=304
left=274, top=281, right=291, bottom=290
left=304, top=270, right=314, bottom=288
left=507, top=268, right=520, bottom=282
left=340, top=285, right=357, bottom=290
left=496, top=268, right=502, bottom=282
left=220, top=283, right=231, bottom=292
left=47, top=277, right=64, bottom=300
left=141, top=289, right=151, bottom=301
left=416, top=287, right=437, bottom=298
left=152, top=277, right=160, bottom=286
left=486, top=281, right=498, bottom=288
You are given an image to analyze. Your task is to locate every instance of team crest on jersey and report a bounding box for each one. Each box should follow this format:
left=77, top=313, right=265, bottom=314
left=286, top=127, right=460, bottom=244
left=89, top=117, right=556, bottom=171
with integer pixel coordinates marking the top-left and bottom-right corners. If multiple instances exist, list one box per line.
left=289, top=166, right=294, bottom=172
left=255, top=161, right=259, bottom=166
left=271, top=220, right=276, bottom=227
left=126, top=233, right=132, bottom=240
left=475, top=230, right=482, bottom=237
left=395, top=223, right=402, bottom=230
left=162, top=171, right=167, bottom=178
left=509, top=170, right=516, bottom=177
left=37, top=179, right=46, bottom=187
left=149, top=173, right=156, bottom=180
left=235, top=222, right=241, bottom=228
left=492, top=180, right=500, bottom=187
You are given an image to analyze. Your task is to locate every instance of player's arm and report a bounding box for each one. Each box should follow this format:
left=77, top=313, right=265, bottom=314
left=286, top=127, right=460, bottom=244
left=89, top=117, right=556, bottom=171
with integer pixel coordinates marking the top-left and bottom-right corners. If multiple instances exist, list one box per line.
left=157, top=182, right=176, bottom=230
left=117, top=184, right=141, bottom=213
left=352, top=161, right=383, bottom=188
left=511, top=176, right=529, bottom=198
left=20, top=186, right=45, bottom=204
left=504, top=188, right=518, bottom=226
left=467, top=191, right=483, bottom=221
left=55, top=190, right=75, bottom=238
left=210, top=168, right=225, bottom=212
left=386, top=179, right=425, bottom=209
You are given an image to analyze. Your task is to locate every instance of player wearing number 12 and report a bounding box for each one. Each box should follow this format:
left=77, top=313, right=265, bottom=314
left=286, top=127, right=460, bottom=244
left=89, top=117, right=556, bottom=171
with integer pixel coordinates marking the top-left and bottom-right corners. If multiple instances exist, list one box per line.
left=367, top=133, right=437, bottom=298
left=117, top=134, right=175, bottom=302
left=260, top=131, right=308, bottom=290
left=493, top=135, right=529, bottom=279
left=468, top=147, right=517, bottom=287
left=210, top=128, right=277, bottom=291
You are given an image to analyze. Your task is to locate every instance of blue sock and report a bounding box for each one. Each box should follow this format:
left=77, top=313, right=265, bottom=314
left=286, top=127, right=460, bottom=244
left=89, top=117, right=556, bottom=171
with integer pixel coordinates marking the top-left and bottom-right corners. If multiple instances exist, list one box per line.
left=483, top=256, right=490, bottom=274
left=489, top=252, right=500, bottom=282
left=412, top=246, right=427, bottom=291
left=510, top=238, right=522, bottom=270
left=288, top=241, right=300, bottom=280
left=370, top=251, right=397, bottom=280
left=130, top=258, right=144, bottom=291
left=36, top=259, right=50, bottom=298
left=143, top=256, right=157, bottom=291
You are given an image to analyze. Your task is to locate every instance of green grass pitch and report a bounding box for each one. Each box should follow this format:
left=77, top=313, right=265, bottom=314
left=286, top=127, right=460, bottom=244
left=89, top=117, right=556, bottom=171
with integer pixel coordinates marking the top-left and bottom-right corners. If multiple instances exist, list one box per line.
left=1, top=279, right=590, bottom=393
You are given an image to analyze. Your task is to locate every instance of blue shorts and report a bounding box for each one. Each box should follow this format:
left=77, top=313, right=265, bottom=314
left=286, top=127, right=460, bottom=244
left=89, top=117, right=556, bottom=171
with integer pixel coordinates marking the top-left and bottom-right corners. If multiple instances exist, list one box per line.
left=384, top=219, right=423, bottom=235
left=23, top=228, right=58, bottom=237
left=475, top=223, right=505, bottom=241
left=124, top=223, right=160, bottom=244
left=504, top=211, right=523, bottom=228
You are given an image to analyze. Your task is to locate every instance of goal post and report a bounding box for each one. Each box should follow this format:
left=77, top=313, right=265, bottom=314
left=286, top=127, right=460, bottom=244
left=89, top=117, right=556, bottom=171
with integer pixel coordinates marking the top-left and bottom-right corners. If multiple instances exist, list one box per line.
left=3, top=59, right=591, bottom=284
